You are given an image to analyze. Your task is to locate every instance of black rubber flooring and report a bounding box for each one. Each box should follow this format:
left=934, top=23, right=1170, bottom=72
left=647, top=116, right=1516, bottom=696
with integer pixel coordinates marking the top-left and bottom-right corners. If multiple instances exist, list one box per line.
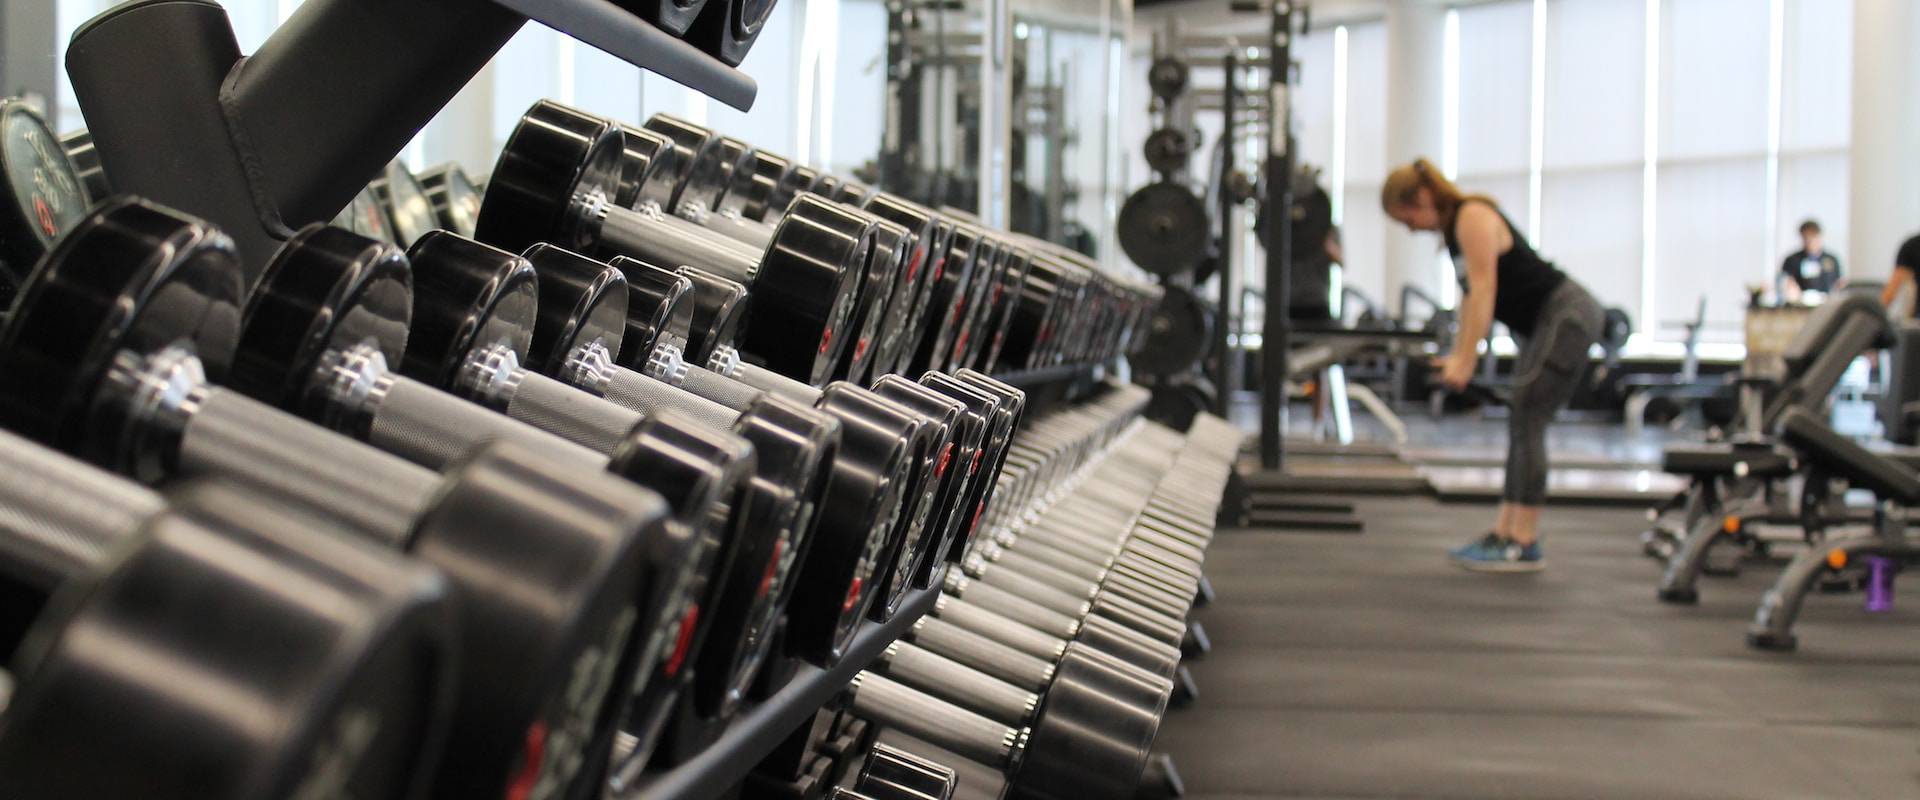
left=1157, top=496, right=1920, bottom=799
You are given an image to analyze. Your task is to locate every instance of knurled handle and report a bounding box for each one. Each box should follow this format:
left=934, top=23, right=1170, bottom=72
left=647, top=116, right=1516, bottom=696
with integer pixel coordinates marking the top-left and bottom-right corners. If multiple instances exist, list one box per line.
left=945, top=576, right=1081, bottom=640
left=0, top=428, right=164, bottom=591
left=505, top=372, right=645, bottom=455
left=881, top=641, right=1039, bottom=723
left=909, top=615, right=1054, bottom=691
left=181, top=389, right=434, bottom=547
left=368, top=376, right=609, bottom=471
left=602, top=367, right=743, bottom=432
left=932, top=596, right=1068, bottom=662
left=846, top=671, right=1022, bottom=768
left=678, top=364, right=769, bottom=412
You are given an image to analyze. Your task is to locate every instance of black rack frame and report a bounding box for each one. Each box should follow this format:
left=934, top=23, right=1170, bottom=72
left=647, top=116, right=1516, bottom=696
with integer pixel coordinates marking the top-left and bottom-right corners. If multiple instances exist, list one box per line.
left=621, top=586, right=939, bottom=799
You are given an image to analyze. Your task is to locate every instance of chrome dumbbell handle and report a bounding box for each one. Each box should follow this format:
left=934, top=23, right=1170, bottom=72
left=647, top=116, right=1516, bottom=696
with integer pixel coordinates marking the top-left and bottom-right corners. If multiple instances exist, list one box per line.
left=846, top=671, right=1027, bottom=769
left=879, top=641, right=1039, bottom=723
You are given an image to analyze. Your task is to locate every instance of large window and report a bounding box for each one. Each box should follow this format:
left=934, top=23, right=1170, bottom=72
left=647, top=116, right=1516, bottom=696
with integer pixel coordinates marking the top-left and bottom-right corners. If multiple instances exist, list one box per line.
left=1431, top=0, right=1854, bottom=344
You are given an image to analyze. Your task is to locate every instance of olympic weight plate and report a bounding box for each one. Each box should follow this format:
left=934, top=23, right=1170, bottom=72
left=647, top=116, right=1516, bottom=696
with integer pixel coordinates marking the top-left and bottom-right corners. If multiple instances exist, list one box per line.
left=1143, top=128, right=1192, bottom=175
left=1117, top=182, right=1209, bottom=276
left=0, top=100, right=90, bottom=306
left=1148, top=56, right=1190, bottom=100
left=1131, top=285, right=1216, bottom=378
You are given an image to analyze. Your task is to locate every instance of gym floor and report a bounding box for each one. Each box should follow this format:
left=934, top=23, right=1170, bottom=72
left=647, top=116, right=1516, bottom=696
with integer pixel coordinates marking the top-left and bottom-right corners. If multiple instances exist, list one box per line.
left=1160, top=423, right=1920, bottom=799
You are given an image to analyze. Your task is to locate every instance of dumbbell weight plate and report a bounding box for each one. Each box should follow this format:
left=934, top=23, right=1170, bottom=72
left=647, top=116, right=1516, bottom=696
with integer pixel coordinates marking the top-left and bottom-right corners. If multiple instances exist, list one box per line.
left=516, top=244, right=829, bottom=724
left=0, top=100, right=88, bottom=305
left=332, top=185, right=397, bottom=244
left=616, top=0, right=711, bottom=35
left=856, top=193, right=938, bottom=380
left=369, top=159, right=438, bottom=247
left=0, top=199, right=686, bottom=798
left=717, top=150, right=794, bottom=222
left=833, top=214, right=911, bottom=384
left=683, top=0, right=779, bottom=66
left=784, top=384, right=918, bottom=664
left=0, top=443, right=458, bottom=800
left=676, top=265, right=752, bottom=365
left=909, top=224, right=983, bottom=375
left=58, top=127, right=110, bottom=202
left=942, top=233, right=1001, bottom=373
left=970, top=245, right=1033, bottom=374
left=417, top=162, right=483, bottom=238
left=767, top=164, right=821, bottom=223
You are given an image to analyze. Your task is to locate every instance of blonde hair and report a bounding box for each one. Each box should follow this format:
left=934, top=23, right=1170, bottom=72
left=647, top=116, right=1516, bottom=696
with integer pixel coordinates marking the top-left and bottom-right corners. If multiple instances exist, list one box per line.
left=1380, top=158, right=1487, bottom=231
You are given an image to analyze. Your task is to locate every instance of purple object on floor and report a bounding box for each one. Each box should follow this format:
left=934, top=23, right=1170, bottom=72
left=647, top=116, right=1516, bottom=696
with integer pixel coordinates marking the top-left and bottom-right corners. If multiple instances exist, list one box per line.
left=1865, top=556, right=1896, bottom=613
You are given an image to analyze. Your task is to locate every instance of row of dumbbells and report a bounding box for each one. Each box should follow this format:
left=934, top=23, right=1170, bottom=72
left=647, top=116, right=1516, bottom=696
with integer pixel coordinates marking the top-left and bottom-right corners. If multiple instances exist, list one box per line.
left=742, top=388, right=1243, bottom=800
left=0, top=96, right=1160, bottom=800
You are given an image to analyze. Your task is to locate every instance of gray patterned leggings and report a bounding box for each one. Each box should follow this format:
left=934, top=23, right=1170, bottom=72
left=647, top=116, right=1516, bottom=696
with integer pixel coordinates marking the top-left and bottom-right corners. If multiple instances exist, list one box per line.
left=1505, top=280, right=1605, bottom=505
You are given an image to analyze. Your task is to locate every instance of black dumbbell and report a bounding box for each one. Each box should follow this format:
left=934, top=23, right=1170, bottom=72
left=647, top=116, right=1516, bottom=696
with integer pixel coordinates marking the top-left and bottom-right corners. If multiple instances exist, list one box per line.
left=477, top=100, right=868, bottom=387
left=332, top=184, right=399, bottom=244
left=526, top=250, right=943, bottom=664
left=227, top=224, right=811, bottom=769
left=0, top=431, right=457, bottom=800
left=416, top=161, right=483, bottom=237
left=0, top=197, right=680, bottom=798
left=57, top=127, right=111, bottom=203
left=845, top=644, right=1169, bottom=800
left=369, top=158, right=439, bottom=247
left=617, top=0, right=712, bottom=36
left=620, top=113, right=982, bottom=383
left=0, top=100, right=88, bottom=308
left=857, top=742, right=960, bottom=800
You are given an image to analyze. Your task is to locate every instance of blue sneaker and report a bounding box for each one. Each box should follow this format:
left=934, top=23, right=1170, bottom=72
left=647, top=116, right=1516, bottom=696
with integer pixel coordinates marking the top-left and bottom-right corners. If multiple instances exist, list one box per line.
left=1450, top=533, right=1544, bottom=572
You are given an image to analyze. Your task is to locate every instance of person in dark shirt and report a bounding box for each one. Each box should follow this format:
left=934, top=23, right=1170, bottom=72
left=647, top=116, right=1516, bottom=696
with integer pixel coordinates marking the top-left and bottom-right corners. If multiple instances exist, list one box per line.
left=1779, top=219, right=1843, bottom=302
left=1877, top=232, right=1920, bottom=317
left=1381, top=158, right=1605, bottom=573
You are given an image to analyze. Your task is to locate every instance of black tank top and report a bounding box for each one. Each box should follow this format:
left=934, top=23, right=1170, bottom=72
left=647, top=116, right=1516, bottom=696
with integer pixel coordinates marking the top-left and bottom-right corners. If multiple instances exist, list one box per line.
left=1443, top=198, right=1565, bottom=336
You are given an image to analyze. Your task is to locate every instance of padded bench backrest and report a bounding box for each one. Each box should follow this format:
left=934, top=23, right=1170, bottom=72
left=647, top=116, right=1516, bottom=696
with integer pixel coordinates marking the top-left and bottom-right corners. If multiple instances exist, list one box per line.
left=1764, top=292, right=1893, bottom=430
left=1777, top=407, right=1920, bottom=505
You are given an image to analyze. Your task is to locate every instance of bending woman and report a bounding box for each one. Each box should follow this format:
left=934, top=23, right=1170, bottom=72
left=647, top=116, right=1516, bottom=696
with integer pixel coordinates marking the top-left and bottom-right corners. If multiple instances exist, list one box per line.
left=1382, top=159, right=1605, bottom=572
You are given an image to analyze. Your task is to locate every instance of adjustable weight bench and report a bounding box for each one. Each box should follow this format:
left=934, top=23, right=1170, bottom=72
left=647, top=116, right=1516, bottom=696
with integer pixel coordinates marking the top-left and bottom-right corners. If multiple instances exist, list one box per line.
left=1747, top=408, right=1920, bottom=651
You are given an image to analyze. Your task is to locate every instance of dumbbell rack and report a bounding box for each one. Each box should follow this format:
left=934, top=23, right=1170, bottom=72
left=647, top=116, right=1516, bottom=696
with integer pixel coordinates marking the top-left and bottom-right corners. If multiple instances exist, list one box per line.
left=621, top=364, right=1110, bottom=799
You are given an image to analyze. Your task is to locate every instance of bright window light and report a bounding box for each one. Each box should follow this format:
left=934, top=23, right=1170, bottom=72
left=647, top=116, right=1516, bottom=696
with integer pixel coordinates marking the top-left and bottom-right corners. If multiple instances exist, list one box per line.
left=1527, top=0, right=1546, bottom=247
left=1640, top=0, right=1660, bottom=334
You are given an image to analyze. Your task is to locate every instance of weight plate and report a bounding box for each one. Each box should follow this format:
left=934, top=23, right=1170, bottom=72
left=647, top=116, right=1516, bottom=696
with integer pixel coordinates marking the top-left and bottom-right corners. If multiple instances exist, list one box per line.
left=1117, top=182, right=1209, bottom=276
left=417, top=162, right=484, bottom=238
left=787, top=384, right=915, bottom=665
left=1131, top=285, right=1216, bottom=378
left=0, top=101, right=89, bottom=305
left=1143, top=127, right=1191, bottom=174
left=743, top=195, right=872, bottom=384
left=333, top=186, right=397, bottom=244
left=834, top=214, right=910, bottom=383
left=0, top=198, right=242, bottom=473
left=604, top=410, right=755, bottom=772
left=397, top=231, right=539, bottom=391
left=229, top=225, right=411, bottom=424
left=608, top=256, right=697, bottom=359
left=475, top=100, right=624, bottom=256
left=520, top=243, right=632, bottom=376
left=0, top=501, right=456, bottom=800
left=858, top=195, right=939, bottom=378
left=59, top=128, right=110, bottom=203
left=1147, top=56, right=1189, bottom=99
left=617, top=123, right=680, bottom=209
left=768, top=164, right=820, bottom=218
left=370, top=159, right=439, bottom=247
left=718, top=150, right=792, bottom=222
left=676, top=266, right=751, bottom=365
left=684, top=0, right=777, bottom=66
left=617, top=0, right=710, bottom=35
left=909, top=223, right=983, bottom=375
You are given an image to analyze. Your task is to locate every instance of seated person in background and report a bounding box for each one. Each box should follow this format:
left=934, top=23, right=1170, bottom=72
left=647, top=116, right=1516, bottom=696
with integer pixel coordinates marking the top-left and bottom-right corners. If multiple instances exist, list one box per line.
left=1779, top=219, right=1844, bottom=303
left=1877, top=231, right=1920, bottom=319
